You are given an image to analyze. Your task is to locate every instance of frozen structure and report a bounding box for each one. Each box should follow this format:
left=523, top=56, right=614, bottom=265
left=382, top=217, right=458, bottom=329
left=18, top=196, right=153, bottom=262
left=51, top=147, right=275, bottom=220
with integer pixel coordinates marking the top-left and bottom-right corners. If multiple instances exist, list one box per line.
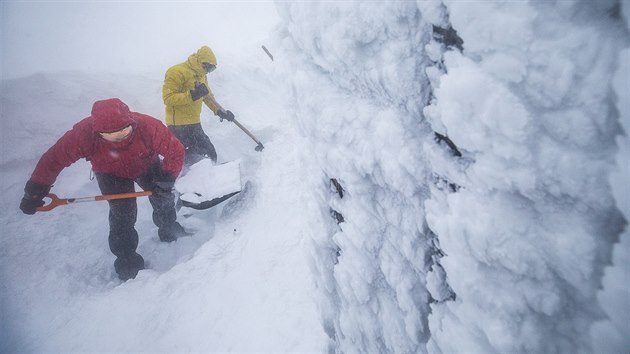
left=274, top=1, right=629, bottom=352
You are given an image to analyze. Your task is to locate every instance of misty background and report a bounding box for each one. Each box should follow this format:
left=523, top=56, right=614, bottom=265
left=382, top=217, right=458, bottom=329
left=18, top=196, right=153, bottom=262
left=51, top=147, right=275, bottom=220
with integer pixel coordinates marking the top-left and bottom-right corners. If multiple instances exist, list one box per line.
left=1, top=1, right=279, bottom=80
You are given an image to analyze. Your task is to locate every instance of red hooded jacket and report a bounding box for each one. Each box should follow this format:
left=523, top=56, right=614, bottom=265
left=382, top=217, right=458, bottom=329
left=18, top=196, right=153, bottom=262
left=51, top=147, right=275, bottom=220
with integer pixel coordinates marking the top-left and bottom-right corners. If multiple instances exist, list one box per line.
left=30, top=98, right=185, bottom=186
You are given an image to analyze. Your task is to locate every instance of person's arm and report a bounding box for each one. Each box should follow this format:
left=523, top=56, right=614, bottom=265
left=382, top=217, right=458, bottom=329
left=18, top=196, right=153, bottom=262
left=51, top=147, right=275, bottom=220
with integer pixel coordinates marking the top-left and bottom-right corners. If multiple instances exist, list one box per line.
left=20, top=122, right=92, bottom=214
left=163, top=67, right=195, bottom=107
left=204, top=91, right=235, bottom=122
left=30, top=123, right=92, bottom=186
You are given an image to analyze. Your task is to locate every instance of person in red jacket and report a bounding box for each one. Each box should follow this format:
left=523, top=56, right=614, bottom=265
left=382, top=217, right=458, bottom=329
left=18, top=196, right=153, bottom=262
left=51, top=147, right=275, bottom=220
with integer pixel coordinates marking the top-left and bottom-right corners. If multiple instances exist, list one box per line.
left=19, top=98, right=186, bottom=281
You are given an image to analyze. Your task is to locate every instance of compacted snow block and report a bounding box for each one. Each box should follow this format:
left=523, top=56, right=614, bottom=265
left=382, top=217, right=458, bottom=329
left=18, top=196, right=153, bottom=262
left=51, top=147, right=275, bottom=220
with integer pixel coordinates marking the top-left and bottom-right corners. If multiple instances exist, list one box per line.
left=175, top=159, right=242, bottom=210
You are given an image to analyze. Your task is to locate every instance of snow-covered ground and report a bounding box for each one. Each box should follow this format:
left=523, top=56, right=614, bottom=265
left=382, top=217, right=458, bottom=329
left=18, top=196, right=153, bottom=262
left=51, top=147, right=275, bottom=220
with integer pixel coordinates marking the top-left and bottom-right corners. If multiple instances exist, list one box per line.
left=1, top=1, right=628, bottom=353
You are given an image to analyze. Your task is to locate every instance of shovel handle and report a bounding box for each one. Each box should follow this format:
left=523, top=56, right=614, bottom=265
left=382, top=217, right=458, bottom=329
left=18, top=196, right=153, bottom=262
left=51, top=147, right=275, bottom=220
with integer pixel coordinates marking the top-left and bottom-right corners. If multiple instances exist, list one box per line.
left=36, top=191, right=153, bottom=212
left=94, top=191, right=153, bottom=202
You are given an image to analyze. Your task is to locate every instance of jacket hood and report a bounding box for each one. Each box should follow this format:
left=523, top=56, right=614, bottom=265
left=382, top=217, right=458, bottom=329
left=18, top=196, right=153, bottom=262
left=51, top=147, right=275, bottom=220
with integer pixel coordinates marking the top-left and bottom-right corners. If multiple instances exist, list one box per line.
left=187, top=46, right=217, bottom=74
left=196, top=46, right=217, bottom=65
left=91, top=98, right=135, bottom=133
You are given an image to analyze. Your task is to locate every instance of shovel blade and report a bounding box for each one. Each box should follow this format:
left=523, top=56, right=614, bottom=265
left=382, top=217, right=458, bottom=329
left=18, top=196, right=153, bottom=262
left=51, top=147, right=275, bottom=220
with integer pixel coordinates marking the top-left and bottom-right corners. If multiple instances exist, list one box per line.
left=180, top=191, right=240, bottom=210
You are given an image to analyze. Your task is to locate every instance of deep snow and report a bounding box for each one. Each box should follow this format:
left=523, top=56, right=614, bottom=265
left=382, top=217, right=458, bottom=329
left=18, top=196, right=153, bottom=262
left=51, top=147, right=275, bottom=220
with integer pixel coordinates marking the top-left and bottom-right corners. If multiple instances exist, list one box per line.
left=1, top=1, right=629, bottom=353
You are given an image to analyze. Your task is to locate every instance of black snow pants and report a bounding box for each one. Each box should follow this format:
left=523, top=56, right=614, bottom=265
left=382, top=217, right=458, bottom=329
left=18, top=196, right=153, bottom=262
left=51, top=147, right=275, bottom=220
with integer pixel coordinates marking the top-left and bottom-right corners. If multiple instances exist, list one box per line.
left=168, top=123, right=217, bottom=166
left=95, top=160, right=177, bottom=259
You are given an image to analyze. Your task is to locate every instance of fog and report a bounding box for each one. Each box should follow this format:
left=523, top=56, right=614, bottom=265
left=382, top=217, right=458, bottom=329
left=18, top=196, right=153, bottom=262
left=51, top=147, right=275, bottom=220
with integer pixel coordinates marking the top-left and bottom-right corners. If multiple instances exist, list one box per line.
left=1, top=1, right=279, bottom=79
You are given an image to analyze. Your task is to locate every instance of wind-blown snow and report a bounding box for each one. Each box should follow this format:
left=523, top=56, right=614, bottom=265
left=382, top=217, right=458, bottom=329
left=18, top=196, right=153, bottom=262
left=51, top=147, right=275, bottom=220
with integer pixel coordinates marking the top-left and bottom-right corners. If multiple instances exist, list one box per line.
left=1, top=1, right=628, bottom=353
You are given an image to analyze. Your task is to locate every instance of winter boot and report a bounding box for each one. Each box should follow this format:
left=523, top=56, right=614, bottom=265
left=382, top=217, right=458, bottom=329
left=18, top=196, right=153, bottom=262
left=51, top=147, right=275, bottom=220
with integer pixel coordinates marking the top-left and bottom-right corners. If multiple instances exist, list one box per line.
left=158, top=221, right=187, bottom=242
left=114, top=252, right=145, bottom=281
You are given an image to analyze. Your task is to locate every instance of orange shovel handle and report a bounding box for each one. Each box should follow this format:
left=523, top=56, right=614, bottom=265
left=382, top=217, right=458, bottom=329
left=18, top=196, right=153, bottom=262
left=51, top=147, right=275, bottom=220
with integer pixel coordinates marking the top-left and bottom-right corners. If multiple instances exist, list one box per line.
left=36, top=191, right=153, bottom=212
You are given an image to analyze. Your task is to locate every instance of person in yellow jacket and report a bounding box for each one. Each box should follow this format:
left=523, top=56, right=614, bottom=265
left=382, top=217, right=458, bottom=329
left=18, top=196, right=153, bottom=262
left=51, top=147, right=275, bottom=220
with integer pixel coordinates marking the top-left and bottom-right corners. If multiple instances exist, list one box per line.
left=162, top=46, right=235, bottom=166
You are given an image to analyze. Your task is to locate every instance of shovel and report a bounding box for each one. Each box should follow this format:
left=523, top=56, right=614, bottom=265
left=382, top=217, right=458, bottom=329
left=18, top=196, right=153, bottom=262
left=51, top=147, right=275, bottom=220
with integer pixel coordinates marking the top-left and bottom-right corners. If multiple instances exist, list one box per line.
left=36, top=191, right=153, bottom=212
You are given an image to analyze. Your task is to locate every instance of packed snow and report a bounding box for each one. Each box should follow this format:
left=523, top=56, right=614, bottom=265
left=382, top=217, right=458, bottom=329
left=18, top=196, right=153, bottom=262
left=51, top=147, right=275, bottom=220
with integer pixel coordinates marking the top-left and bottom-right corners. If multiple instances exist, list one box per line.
left=176, top=159, right=242, bottom=205
left=1, top=1, right=628, bottom=353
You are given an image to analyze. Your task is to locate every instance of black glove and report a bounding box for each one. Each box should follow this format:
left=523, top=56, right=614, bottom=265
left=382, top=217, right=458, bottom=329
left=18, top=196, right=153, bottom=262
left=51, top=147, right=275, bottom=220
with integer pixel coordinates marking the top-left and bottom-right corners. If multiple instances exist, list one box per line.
left=20, top=180, right=51, bottom=215
left=190, top=83, right=209, bottom=101
left=217, top=109, right=235, bottom=122
left=153, top=171, right=176, bottom=194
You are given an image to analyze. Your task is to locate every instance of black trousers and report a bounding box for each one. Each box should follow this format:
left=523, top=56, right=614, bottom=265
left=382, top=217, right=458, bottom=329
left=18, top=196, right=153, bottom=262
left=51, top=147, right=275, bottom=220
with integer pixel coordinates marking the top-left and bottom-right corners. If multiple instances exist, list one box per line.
left=95, top=161, right=177, bottom=258
left=168, top=123, right=217, bottom=166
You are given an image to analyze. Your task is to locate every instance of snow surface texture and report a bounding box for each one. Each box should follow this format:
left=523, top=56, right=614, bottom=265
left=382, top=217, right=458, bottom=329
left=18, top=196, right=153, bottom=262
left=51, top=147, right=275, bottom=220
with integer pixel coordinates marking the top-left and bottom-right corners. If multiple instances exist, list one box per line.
left=274, top=0, right=629, bottom=353
left=1, top=1, right=628, bottom=353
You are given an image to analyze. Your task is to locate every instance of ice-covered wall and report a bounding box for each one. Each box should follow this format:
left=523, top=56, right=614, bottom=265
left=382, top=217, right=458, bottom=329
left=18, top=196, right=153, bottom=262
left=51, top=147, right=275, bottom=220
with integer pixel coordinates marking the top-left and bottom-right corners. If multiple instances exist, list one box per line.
left=590, top=1, right=630, bottom=352
left=424, top=1, right=629, bottom=352
left=274, top=2, right=441, bottom=353
left=274, top=0, right=628, bottom=353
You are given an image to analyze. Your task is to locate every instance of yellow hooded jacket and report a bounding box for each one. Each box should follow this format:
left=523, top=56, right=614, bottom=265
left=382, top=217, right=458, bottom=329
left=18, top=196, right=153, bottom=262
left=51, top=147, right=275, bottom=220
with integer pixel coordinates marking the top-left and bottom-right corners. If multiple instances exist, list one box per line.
left=162, top=46, right=220, bottom=126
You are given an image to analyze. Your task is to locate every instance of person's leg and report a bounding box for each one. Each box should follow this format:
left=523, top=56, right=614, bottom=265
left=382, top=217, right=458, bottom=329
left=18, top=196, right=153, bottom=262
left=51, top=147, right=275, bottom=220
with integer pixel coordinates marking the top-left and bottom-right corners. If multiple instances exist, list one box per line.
left=188, top=124, right=218, bottom=162
left=169, top=124, right=217, bottom=165
left=136, top=161, right=186, bottom=242
left=95, top=173, right=144, bottom=280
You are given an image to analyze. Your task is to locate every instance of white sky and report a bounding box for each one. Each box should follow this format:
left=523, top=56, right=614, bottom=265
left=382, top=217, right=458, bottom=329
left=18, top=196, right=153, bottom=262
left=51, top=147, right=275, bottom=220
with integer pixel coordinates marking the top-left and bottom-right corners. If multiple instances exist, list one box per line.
left=1, top=1, right=280, bottom=79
